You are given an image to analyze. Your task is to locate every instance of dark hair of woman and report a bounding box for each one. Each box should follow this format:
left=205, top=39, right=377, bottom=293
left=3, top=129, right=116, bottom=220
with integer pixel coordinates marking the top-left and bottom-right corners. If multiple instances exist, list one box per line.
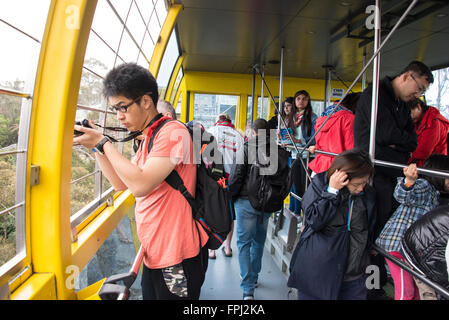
left=294, top=90, right=314, bottom=136
left=407, top=98, right=429, bottom=125
left=421, top=154, right=449, bottom=192
left=340, top=92, right=362, bottom=114
left=327, top=149, right=374, bottom=182
left=280, top=96, right=297, bottom=135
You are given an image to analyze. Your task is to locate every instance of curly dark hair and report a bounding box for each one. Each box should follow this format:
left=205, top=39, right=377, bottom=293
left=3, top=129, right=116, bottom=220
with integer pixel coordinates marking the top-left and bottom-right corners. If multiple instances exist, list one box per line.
left=102, top=63, right=159, bottom=106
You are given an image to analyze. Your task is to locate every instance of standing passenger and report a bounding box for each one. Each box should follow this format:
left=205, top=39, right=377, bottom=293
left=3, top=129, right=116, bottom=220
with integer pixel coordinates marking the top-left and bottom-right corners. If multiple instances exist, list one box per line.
left=73, top=63, right=209, bottom=300
left=353, top=60, right=434, bottom=296
left=229, top=119, right=275, bottom=300
left=157, top=99, right=177, bottom=120
left=207, top=113, right=244, bottom=259
left=308, top=92, right=361, bottom=174
left=408, top=98, right=449, bottom=166
left=289, top=91, right=318, bottom=216
left=288, top=149, right=376, bottom=300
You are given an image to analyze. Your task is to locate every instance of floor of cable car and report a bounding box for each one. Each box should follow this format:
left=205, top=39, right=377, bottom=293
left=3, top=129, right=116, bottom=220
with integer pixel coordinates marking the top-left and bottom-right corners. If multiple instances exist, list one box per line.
left=199, top=226, right=295, bottom=300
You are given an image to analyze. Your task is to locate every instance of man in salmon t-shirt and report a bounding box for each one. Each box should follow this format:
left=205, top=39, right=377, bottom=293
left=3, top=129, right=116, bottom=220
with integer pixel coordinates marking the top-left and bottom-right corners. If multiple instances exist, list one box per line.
left=73, top=63, right=209, bottom=300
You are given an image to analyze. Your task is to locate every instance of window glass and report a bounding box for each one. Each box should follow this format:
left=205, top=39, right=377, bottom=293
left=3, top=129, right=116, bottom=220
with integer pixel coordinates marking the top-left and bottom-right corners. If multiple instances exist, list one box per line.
left=170, top=68, right=183, bottom=104
left=157, top=31, right=180, bottom=98
left=425, top=67, right=449, bottom=119
left=194, top=94, right=238, bottom=130
left=71, top=0, right=167, bottom=225
left=247, top=97, right=269, bottom=123
left=0, top=0, right=51, bottom=272
left=74, top=215, right=142, bottom=299
left=311, top=100, right=325, bottom=116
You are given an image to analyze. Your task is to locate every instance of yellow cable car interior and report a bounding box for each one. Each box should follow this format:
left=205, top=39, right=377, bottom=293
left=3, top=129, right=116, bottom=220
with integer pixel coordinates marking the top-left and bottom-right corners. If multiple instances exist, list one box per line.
left=1, top=0, right=449, bottom=300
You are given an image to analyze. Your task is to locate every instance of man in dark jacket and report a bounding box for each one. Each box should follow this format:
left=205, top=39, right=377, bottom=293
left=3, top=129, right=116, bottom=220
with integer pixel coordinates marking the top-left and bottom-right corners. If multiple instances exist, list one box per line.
left=353, top=60, right=434, bottom=296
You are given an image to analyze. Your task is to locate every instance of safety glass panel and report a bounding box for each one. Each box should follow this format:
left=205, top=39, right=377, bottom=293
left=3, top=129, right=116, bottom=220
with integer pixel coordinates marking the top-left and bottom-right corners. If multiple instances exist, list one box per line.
left=194, top=94, right=238, bottom=130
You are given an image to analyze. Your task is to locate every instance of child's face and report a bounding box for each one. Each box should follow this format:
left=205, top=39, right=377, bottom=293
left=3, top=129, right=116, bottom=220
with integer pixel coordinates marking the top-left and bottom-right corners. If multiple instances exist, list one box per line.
left=444, top=179, right=449, bottom=192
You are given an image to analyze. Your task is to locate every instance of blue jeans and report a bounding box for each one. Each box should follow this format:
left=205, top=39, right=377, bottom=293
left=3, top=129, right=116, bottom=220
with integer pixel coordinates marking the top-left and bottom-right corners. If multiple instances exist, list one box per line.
left=288, top=157, right=302, bottom=215
left=235, top=198, right=269, bottom=296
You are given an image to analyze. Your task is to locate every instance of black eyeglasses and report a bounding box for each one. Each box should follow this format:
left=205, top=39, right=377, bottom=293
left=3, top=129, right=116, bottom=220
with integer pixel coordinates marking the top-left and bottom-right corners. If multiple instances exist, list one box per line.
left=410, top=74, right=427, bottom=96
left=108, top=92, right=152, bottom=113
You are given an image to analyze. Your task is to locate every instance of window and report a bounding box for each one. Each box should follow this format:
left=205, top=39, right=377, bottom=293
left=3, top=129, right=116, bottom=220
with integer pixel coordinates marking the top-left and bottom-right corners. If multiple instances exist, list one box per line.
left=426, top=66, right=449, bottom=119
left=193, top=94, right=238, bottom=130
left=0, top=0, right=51, bottom=273
left=247, top=96, right=270, bottom=123
left=71, top=0, right=167, bottom=230
left=157, top=31, right=181, bottom=100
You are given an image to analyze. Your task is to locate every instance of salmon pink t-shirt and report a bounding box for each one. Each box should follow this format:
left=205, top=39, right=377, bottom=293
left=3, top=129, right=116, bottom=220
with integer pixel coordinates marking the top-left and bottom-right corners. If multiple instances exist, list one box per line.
left=133, top=121, right=209, bottom=269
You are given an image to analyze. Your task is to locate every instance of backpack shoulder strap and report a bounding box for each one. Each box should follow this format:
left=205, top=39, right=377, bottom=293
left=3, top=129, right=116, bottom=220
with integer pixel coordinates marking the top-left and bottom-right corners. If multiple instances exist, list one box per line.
left=146, top=120, right=196, bottom=211
left=146, top=119, right=174, bottom=154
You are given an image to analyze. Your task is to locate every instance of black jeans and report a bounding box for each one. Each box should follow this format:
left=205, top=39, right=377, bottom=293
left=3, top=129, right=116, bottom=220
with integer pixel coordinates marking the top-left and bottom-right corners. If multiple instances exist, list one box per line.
left=141, top=245, right=208, bottom=300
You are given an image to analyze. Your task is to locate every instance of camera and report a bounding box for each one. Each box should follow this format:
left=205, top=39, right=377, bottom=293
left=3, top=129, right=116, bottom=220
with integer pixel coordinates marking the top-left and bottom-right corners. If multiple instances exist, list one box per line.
left=74, top=119, right=93, bottom=136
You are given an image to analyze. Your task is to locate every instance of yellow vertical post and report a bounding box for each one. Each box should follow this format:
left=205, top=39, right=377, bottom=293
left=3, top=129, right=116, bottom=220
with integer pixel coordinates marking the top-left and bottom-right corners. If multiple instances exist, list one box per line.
left=149, top=4, right=183, bottom=78
left=237, top=94, right=248, bottom=132
left=164, top=53, right=185, bottom=102
left=29, top=0, right=97, bottom=300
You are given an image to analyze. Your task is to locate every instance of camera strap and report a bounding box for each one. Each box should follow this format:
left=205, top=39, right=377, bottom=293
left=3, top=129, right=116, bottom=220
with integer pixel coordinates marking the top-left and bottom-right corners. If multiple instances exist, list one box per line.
left=100, top=113, right=165, bottom=143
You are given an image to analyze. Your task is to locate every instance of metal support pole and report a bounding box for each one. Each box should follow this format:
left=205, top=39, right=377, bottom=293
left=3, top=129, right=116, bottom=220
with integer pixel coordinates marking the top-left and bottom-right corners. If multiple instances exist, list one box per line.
left=261, top=64, right=265, bottom=118
left=323, top=67, right=329, bottom=112
left=251, top=67, right=256, bottom=122
left=369, top=0, right=381, bottom=160
left=278, top=47, right=285, bottom=129
left=327, top=69, right=332, bottom=107
left=362, top=47, right=367, bottom=90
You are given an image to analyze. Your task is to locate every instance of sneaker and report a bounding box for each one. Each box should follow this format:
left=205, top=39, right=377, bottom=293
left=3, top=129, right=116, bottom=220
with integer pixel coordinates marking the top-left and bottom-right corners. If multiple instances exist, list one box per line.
left=243, top=294, right=254, bottom=300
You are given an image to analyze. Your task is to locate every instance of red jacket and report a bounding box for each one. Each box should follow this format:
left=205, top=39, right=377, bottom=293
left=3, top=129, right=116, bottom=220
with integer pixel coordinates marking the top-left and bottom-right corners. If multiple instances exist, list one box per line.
left=308, top=110, right=354, bottom=173
left=409, top=106, right=449, bottom=166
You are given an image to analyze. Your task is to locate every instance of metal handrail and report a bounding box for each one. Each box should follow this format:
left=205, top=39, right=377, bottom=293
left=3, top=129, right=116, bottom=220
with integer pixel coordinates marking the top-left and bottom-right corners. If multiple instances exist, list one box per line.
left=310, top=148, right=449, bottom=180
left=0, top=87, right=32, bottom=100
left=0, top=202, right=24, bottom=218
left=372, top=244, right=449, bottom=299
left=0, top=149, right=26, bottom=157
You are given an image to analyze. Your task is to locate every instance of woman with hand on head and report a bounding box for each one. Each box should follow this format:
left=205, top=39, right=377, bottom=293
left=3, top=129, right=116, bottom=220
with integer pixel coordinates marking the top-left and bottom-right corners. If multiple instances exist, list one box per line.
left=288, top=149, right=377, bottom=300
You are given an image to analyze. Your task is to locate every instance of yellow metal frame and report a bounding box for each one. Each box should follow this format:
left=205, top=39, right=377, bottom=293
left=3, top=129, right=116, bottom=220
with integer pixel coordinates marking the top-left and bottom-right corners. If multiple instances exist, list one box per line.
left=149, top=4, right=183, bottom=77
left=10, top=0, right=185, bottom=300
left=165, top=53, right=185, bottom=103
left=23, top=0, right=98, bottom=300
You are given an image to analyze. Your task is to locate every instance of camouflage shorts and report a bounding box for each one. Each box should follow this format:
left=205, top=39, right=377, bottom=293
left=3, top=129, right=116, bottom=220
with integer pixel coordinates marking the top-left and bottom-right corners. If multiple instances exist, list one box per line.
left=162, top=263, right=188, bottom=298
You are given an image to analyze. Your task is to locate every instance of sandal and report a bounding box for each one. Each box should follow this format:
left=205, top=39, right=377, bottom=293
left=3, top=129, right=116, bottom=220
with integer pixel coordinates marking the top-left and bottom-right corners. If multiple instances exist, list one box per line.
left=222, top=246, right=232, bottom=257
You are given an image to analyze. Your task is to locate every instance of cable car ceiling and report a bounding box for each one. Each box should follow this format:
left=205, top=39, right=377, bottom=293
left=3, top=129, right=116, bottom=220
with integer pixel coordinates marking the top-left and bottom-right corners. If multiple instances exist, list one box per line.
left=173, top=0, right=449, bottom=82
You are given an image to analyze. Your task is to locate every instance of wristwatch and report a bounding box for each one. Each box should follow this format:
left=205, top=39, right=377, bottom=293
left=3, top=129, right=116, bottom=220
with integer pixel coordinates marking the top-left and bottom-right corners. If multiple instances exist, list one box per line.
left=93, top=136, right=111, bottom=155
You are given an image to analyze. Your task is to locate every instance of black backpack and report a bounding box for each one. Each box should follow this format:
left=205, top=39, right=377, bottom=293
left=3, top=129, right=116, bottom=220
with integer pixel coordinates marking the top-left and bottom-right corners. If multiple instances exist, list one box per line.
left=247, top=143, right=292, bottom=213
left=146, top=119, right=234, bottom=250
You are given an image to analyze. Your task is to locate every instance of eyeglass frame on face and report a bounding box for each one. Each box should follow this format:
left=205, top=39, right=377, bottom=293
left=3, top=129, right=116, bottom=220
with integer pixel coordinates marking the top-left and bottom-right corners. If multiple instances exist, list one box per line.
left=347, top=179, right=369, bottom=188
left=410, top=73, right=427, bottom=96
left=108, top=92, right=152, bottom=113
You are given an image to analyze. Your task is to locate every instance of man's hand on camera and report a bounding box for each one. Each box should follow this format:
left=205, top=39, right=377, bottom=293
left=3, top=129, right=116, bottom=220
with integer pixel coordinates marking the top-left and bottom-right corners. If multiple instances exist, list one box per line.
left=73, top=120, right=104, bottom=149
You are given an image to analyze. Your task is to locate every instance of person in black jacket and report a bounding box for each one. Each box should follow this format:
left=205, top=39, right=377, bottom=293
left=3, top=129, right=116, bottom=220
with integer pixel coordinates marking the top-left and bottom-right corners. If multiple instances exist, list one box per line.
left=228, top=118, right=274, bottom=300
left=353, top=60, right=434, bottom=297
left=288, top=149, right=376, bottom=300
